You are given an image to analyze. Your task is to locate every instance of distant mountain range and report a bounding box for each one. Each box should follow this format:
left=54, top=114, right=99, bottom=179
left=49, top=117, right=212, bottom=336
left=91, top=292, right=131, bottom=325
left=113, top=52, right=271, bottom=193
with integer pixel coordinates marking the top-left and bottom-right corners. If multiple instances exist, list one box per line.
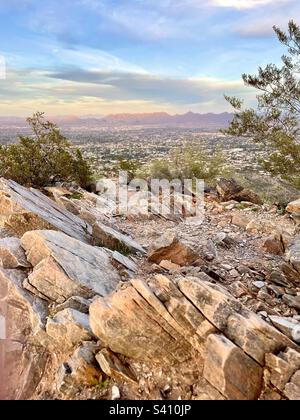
left=0, top=112, right=233, bottom=130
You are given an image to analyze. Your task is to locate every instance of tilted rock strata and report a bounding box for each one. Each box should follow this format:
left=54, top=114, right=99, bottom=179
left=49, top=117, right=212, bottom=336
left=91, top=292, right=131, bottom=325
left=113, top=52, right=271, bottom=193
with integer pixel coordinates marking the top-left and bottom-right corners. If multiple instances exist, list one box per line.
left=90, top=275, right=299, bottom=400
left=0, top=178, right=93, bottom=243
left=148, top=232, right=199, bottom=266
left=285, top=235, right=300, bottom=274
left=0, top=267, right=50, bottom=399
left=21, top=230, right=121, bottom=302
left=0, top=237, right=31, bottom=269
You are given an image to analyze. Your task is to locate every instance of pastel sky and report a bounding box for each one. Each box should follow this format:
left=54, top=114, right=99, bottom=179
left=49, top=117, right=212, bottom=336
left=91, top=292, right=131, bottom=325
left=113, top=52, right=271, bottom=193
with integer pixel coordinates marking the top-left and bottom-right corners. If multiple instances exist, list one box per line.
left=0, top=0, right=299, bottom=116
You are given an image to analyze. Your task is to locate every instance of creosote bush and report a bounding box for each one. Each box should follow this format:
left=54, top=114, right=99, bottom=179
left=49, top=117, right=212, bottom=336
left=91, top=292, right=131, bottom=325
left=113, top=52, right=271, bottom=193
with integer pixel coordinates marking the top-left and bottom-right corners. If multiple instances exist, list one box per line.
left=0, top=112, right=93, bottom=188
left=137, top=144, right=230, bottom=187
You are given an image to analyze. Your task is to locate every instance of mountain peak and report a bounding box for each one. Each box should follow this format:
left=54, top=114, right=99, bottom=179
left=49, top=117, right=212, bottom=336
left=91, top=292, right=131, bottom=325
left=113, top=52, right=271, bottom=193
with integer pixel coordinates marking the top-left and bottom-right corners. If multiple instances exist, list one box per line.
left=0, top=111, right=233, bottom=129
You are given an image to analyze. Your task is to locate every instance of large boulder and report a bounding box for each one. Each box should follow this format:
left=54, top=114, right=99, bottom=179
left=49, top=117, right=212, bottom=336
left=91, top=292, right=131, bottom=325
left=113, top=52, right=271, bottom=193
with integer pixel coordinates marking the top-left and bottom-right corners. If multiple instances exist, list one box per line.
left=93, top=222, right=145, bottom=254
left=89, top=274, right=299, bottom=400
left=285, top=235, right=300, bottom=274
left=216, top=178, right=262, bottom=205
left=21, top=230, right=120, bottom=303
left=234, top=189, right=263, bottom=205
left=286, top=199, right=300, bottom=219
left=0, top=237, right=31, bottom=268
left=148, top=232, right=199, bottom=266
left=0, top=268, right=49, bottom=399
left=0, top=178, right=93, bottom=243
left=203, top=334, right=263, bottom=400
left=46, top=308, right=93, bottom=352
left=178, top=277, right=295, bottom=365
left=216, top=178, right=243, bottom=201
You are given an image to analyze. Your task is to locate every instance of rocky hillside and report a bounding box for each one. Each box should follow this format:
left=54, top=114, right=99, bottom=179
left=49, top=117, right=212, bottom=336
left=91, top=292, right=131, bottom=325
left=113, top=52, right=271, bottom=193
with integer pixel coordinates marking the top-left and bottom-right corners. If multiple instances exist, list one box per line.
left=0, top=177, right=300, bottom=400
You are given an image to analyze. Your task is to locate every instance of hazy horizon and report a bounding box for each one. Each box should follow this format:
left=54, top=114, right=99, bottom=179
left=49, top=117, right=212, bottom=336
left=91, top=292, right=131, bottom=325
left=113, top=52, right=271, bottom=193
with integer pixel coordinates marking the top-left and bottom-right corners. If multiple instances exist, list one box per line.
left=0, top=110, right=233, bottom=119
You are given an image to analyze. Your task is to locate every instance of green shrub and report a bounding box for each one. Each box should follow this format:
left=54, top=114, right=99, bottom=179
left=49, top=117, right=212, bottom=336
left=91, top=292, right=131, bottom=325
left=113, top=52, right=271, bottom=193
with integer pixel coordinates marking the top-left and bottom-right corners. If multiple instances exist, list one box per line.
left=140, top=144, right=230, bottom=187
left=112, top=157, right=142, bottom=182
left=0, top=112, right=93, bottom=188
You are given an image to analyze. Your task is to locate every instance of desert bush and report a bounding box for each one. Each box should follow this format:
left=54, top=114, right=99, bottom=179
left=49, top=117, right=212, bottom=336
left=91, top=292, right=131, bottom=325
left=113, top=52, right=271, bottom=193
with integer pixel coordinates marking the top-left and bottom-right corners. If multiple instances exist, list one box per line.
left=112, top=157, right=142, bottom=181
left=0, top=112, right=93, bottom=188
left=138, top=144, right=230, bottom=186
left=234, top=170, right=300, bottom=206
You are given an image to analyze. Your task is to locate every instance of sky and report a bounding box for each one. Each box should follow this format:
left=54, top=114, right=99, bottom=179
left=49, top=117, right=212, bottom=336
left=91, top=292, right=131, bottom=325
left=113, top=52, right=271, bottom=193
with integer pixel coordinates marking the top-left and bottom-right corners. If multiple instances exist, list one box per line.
left=0, top=0, right=299, bottom=116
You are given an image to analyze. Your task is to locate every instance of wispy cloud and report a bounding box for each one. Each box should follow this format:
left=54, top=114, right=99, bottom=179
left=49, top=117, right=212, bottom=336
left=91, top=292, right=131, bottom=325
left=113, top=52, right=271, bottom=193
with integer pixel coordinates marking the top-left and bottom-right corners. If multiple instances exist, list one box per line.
left=0, top=66, right=257, bottom=116
left=230, top=0, right=299, bottom=37
left=46, top=68, right=256, bottom=110
left=52, top=46, right=148, bottom=74
left=210, top=0, right=290, bottom=9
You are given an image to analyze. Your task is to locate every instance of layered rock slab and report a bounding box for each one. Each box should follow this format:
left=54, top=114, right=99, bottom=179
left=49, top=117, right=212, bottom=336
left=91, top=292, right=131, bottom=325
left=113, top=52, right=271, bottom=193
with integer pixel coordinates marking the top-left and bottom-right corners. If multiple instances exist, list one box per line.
left=49, top=186, right=145, bottom=254
left=0, top=178, right=93, bottom=243
left=93, top=222, right=145, bottom=255
left=0, top=237, right=31, bottom=268
left=90, top=274, right=299, bottom=399
left=148, top=232, right=199, bottom=266
left=90, top=287, right=194, bottom=364
left=285, top=235, right=300, bottom=274
left=21, top=230, right=120, bottom=303
left=203, top=334, right=263, bottom=400
left=0, top=267, right=49, bottom=399
left=46, top=308, right=93, bottom=351
left=178, top=277, right=295, bottom=365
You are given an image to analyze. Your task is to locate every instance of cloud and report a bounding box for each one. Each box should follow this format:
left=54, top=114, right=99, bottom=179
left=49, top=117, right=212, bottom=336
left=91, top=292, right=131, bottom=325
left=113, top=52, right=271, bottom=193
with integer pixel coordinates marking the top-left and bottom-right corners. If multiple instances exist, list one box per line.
left=52, top=46, right=148, bottom=73
left=66, top=0, right=300, bottom=46
left=85, top=3, right=185, bottom=42
left=2, top=0, right=297, bottom=51
left=230, top=0, right=299, bottom=37
left=47, top=68, right=256, bottom=105
left=234, top=17, right=280, bottom=37
left=0, top=66, right=256, bottom=115
left=210, top=0, right=289, bottom=9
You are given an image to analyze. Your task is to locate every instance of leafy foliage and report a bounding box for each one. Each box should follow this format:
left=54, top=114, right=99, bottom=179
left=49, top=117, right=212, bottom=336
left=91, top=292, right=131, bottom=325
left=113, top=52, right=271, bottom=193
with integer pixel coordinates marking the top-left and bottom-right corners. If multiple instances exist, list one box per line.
left=0, top=112, right=93, bottom=188
left=138, top=144, right=230, bottom=186
left=113, top=157, right=141, bottom=181
left=223, top=20, right=300, bottom=189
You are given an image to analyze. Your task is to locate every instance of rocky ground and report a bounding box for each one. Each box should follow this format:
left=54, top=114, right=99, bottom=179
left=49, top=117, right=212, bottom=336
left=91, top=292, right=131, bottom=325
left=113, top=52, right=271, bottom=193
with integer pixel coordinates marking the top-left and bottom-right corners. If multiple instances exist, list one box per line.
left=0, top=177, right=300, bottom=400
